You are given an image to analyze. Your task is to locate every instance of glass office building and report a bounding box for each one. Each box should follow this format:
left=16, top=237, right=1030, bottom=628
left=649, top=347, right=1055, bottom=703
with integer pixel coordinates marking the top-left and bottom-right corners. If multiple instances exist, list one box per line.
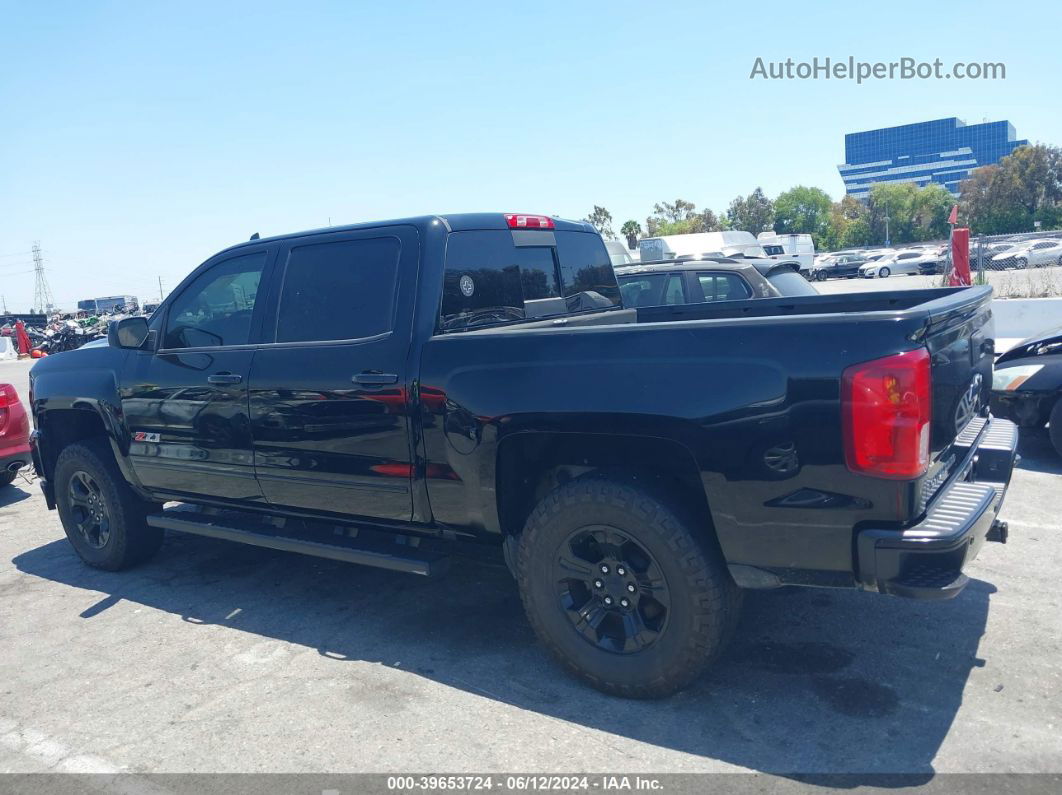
left=838, top=118, right=1027, bottom=199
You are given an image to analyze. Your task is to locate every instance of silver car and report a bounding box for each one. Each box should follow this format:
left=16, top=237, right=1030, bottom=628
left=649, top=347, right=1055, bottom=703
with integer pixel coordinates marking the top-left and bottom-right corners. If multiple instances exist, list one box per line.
left=990, top=239, right=1062, bottom=269
left=859, top=248, right=942, bottom=278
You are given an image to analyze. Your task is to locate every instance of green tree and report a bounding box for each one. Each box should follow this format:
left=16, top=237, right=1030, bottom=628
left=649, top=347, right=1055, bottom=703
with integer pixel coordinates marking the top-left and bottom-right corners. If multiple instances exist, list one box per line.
left=864, top=182, right=953, bottom=246
left=960, top=145, right=1062, bottom=234
left=584, top=205, right=615, bottom=239
left=646, top=199, right=695, bottom=235
left=620, top=220, right=642, bottom=249
left=725, top=187, right=774, bottom=235
left=644, top=199, right=727, bottom=236
left=909, top=184, right=954, bottom=241
left=772, top=186, right=833, bottom=248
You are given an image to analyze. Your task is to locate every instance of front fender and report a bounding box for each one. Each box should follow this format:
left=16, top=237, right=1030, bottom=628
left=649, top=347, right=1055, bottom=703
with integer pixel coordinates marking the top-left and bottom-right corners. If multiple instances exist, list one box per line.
left=30, top=354, right=149, bottom=496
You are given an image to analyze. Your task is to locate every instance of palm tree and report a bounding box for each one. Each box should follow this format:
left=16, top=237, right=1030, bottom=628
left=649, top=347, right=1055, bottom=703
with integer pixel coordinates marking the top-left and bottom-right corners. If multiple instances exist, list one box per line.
left=620, top=220, right=642, bottom=250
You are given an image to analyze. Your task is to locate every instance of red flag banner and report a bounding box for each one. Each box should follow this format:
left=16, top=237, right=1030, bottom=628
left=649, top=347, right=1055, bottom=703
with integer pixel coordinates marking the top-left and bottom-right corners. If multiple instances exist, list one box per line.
left=948, top=204, right=959, bottom=225
left=948, top=227, right=971, bottom=286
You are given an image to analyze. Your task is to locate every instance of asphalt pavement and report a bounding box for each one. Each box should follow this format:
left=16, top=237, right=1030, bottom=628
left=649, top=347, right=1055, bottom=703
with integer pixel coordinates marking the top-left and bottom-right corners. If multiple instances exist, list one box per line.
left=1, top=357, right=1060, bottom=780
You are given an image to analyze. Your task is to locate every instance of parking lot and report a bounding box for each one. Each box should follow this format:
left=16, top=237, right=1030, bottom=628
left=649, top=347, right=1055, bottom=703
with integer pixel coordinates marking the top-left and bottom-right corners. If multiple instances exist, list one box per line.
left=813, top=264, right=1062, bottom=297
left=1, top=356, right=1060, bottom=779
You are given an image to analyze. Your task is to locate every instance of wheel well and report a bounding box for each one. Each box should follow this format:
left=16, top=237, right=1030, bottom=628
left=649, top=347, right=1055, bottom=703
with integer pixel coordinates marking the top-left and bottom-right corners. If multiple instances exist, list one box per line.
left=496, top=432, right=715, bottom=541
left=39, top=409, right=108, bottom=480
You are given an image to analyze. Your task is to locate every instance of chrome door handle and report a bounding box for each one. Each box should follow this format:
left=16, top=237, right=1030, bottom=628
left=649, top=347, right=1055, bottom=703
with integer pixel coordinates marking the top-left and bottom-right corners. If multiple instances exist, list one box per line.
left=353, top=372, right=398, bottom=385
left=207, top=373, right=242, bottom=384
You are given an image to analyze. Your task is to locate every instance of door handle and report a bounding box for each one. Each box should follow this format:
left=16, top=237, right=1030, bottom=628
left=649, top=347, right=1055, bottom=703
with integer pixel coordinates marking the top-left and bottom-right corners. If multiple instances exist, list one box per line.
left=207, top=373, right=243, bottom=384
left=353, top=371, right=398, bottom=386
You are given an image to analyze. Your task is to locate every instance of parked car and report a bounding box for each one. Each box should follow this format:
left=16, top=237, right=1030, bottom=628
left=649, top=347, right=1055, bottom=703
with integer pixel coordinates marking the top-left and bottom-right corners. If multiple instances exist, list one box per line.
left=30, top=212, right=1014, bottom=698
left=864, top=249, right=896, bottom=261
left=0, top=382, right=31, bottom=487
left=860, top=249, right=942, bottom=278
left=990, top=239, right=1062, bottom=269
left=809, top=253, right=867, bottom=281
left=616, top=257, right=817, bottom=306
left=917, top=246, right=950, bottom=275
left=991, top=323, right=1062, bottom=457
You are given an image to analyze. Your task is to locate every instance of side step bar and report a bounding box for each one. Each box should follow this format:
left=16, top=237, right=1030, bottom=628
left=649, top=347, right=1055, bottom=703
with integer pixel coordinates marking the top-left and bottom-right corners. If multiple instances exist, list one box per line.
left=147, top=512, right=449, bottom=576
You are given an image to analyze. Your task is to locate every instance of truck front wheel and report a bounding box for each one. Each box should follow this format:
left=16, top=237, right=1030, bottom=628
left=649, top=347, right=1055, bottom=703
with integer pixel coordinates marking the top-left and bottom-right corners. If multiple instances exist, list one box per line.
left=1049, top=398, right=1062, bottom=458
left=54, top=440, right=164, bottom=570
left=516, top=475, right=739, bottom=698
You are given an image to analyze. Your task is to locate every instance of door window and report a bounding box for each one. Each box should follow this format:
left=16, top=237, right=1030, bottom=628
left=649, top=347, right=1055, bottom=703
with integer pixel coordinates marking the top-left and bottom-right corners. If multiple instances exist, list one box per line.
left=275, top=237, right=401, bottom=343
left=163, top=252, right=266, bottom=349
left=696, top=272, right=753, bottom=302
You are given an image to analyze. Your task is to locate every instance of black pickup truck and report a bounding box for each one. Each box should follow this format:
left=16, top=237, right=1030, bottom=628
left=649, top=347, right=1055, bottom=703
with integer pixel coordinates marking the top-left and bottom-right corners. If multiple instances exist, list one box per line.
left=29, top=213, right=1017, bottom=697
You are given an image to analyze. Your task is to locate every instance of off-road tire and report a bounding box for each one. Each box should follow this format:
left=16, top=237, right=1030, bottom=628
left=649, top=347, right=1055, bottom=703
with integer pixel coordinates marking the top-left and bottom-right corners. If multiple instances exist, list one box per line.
left=516, top=475, right=739, bottom=698
left=55, top=439, right=164, bottom=570
left=1049, top=399, right=1062, bottom=459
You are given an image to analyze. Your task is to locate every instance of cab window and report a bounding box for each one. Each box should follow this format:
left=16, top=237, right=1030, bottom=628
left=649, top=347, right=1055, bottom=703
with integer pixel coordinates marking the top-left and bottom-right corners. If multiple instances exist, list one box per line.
left=695, top=272, right=753, bottom=302
left=163, top=252, right=266, bottom=349
left=275, top=237, right=400, bottom=343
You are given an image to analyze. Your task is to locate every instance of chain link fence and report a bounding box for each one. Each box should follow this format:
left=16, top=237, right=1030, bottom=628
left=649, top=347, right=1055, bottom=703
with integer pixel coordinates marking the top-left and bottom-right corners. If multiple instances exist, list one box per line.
left=967, top=230, right=1062, bottom=271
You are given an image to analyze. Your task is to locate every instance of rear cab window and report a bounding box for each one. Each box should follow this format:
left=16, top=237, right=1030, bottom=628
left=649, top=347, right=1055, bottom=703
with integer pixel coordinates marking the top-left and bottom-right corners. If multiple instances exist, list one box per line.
left=274, top=237, right=400, bottom=343
left=439, top=229, right=621, bottom=331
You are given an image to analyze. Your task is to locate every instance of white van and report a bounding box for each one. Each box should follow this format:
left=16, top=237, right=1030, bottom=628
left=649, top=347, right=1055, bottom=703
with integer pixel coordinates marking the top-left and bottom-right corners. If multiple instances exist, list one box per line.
left=638, top=231, right=766, bottom=262
left=757, top=232, right=816, bottom=273
left=604, top=239, right=638, bottom=267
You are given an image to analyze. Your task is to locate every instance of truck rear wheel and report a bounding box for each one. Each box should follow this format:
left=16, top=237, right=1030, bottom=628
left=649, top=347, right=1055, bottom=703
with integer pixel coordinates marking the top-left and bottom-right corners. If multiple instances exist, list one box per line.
left=54, top=440, right=164, bottom=570
left=516, top=475, right=738, bottom=698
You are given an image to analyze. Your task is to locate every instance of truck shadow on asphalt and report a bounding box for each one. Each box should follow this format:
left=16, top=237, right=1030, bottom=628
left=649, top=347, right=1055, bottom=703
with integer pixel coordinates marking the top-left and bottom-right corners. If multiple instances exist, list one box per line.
left=14, top=529, right=994, bottom=784
left=1015, top=428, right=1062, bottom=476
left=0, top=482, right=33, bottom=509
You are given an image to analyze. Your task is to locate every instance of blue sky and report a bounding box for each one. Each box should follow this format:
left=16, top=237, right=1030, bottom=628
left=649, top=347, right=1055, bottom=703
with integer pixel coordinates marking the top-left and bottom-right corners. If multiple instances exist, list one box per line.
left=1, top=0, right=1059, bottom=311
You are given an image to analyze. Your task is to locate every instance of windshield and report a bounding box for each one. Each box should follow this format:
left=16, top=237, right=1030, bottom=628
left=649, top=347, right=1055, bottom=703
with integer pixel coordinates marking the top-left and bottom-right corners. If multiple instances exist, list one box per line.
left=440, top=229, right=621, bottom=331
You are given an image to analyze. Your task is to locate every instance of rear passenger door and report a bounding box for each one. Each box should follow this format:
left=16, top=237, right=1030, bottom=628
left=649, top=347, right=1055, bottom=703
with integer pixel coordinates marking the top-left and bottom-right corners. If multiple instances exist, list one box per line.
left=247, top=227, right=419, bottom=522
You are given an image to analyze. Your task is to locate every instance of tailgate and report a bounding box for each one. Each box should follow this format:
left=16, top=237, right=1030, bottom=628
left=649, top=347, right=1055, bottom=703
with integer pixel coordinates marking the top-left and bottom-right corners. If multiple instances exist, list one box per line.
left=919, top=286, right=995, bottom=504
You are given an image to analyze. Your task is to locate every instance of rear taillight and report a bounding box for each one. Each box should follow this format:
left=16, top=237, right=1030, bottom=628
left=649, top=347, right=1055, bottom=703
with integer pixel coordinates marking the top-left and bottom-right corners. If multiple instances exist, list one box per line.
left=841, top=349, right=931, bottom=479
left=0, top=383, right=16, bottom=434
left=0, top=384, right=17, bottom=408
left=504, top=213, right=555, bottom=229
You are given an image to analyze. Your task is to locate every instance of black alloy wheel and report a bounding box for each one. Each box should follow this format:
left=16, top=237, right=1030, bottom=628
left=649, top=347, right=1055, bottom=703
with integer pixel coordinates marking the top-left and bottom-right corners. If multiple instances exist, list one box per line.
left=554, top=525, right=670, bottom=654
left=67, top=469, right=112, bottom=549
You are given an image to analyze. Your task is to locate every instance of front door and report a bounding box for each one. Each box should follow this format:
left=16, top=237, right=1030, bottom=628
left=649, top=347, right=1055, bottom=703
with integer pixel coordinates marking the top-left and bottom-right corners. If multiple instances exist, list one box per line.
left=248, top=227, right=418, bottom=522
left=121, top=248, right=272, bottom=503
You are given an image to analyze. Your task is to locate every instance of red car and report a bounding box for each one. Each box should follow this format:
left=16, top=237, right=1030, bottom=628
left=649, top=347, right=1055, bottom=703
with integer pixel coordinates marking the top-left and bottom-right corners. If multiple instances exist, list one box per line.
left=0, top=382, right=31, bottom=487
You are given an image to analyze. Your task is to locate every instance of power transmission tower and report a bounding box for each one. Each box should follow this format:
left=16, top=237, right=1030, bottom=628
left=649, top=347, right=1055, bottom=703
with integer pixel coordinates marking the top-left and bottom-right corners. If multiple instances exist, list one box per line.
left=31, top=242, right=55, bottom=315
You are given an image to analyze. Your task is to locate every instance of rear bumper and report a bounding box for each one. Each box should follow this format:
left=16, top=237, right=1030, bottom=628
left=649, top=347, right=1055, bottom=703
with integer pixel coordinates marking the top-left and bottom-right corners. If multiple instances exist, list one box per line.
left=855, top=416, right=1018, bottom=600
left=0, top=442, right=32, bottom=474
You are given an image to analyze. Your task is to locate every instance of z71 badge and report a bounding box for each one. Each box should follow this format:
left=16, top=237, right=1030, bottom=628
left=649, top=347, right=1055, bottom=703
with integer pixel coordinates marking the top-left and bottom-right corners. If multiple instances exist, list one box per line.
left=132, top=432, right=161, bottom=443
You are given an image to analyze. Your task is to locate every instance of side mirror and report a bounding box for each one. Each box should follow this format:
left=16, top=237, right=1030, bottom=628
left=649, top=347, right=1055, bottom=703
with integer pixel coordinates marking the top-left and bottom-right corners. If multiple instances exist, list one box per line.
left=109, top=316, right=151, bottom=349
